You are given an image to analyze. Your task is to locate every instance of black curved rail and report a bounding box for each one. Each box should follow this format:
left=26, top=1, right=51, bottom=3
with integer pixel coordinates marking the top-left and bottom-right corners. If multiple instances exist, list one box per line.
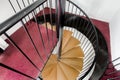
left=32, top=12, right=102, bottom=79
left=0, top=0, right=108, bottom=80
left=90, top=28, right=109, bottom=80
left=6, top=1, right=100, bottom=79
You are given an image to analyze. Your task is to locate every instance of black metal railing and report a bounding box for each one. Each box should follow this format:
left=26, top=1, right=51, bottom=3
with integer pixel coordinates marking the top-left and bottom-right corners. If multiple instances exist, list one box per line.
left=64, top=0, right=99, bottom=79
left=31, top=0, right=99, bottom=79
left=0, top=0, right=57, bottom=79
left=0, top=0, right=103, bottom=80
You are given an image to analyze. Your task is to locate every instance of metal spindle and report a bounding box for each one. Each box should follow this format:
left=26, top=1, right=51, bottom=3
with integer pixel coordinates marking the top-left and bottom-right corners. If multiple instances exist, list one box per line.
left=77, top=21, right=84, bottom=40
left=111, top=57, right=120, bottom=63
left=49, top=0, right=54, bottom=46
left=8, top=0, right=17, bottom=13
left=82, top=31, right=95, bottom=51
left=21, top=0, right=31, bottom=21
left=74, top=11, right=82, bottom=37
left=46, top=0, right=49, bottom=7
left=16, top=0, right=28, bottom=23
left=76, top=10, right=82, bottom=29
left=84, top=48, right=94, bottom=61
left=42, top=4, right=50, bottom=49
left=80, top=23, right=89, bottom=46
left=73, top=8, right=78, bottom=31
left=32, top=11, right=48, bottom=57
left=4, top=33, right=41, bottom=71
left=69, top=4, right=76, bottom=33
left=75, top=7, right=77, bottom=14
left=84, top=44, right=93, bottom=55
left=20, top=20, right=45, bottom=63
left=67, top=1, right=70, bottom=12
left=27, top=0, right=30, bottom=4
left=32, top=0, right=35, bottom=2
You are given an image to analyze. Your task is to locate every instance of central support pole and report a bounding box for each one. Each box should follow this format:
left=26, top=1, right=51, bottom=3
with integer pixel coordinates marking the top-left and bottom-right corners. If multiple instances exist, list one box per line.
left=55, top=0, right=65, bottom=60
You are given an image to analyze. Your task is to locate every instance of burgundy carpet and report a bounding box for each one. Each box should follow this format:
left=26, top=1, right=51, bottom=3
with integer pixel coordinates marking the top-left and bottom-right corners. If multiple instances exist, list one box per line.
left=0, top=21, right=57, bottom=80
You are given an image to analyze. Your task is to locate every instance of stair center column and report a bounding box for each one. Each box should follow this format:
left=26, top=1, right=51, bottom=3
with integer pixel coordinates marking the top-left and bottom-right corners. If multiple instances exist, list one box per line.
left=55, top=0, right=65, bottom=59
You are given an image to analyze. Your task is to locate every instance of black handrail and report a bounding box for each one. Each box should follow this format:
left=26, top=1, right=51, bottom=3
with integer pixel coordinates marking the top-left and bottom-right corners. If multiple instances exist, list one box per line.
left=0, top=0, right=47, bottom=35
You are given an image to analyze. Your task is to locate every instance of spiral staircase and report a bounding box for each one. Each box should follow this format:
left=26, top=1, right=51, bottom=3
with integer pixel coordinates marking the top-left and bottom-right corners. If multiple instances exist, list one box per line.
left=0, top=0, right=111, bottom=80
left=41, top=23, right=84, bottom=80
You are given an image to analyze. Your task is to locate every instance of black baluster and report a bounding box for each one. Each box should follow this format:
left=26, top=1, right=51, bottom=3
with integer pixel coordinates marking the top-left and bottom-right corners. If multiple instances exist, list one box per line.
left=4, top=33, right=40, bottom=72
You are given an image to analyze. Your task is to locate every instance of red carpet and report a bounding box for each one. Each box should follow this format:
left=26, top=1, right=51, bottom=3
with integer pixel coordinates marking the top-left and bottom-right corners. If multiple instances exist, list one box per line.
left=0, top=21, right=57, bottom=80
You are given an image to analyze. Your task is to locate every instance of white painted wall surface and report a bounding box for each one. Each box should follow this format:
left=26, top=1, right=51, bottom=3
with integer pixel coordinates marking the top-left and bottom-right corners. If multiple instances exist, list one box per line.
left=0, top=0, right=37, bottom=38
left=0, top=0, right=23, bottom=38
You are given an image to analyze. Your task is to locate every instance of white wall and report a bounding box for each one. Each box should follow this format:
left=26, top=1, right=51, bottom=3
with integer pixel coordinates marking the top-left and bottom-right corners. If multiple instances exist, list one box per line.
left=0, top=0, right=15, bottom=23
left=110, top=9, right=120, bottom=69
left=74, top=0, right=120, bottom=22
left=0, top=0, right=120, bottom=69
left=0, top=0, right=37, bottom=38
left=0, top=0, right=22, bottom=38
left=0, top=0, right=36, bottom=23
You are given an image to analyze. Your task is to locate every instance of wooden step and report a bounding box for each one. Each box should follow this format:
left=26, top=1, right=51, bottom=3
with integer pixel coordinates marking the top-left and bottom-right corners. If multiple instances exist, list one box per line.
left=58, top=61, right=79, bottom=80
left=47, top=54, right=57, bottom=64
left=41, top=63, right=55, bottom=78
left=41, top=28, right=84, bottom=80
left=44, top=63, right=57, bottom=80
left=62, top=46, right=84, bottom=58
left=62, top=30, right=72, bottom=50
left=60, top=58, right=83, bottom=72
left=42, top=55, right=57, bottom=68
left=57, top=63, right=68, bottom=80
left=42, top=22, right=56, bottom=31
left=62, top=36, right=80, bottom=54
left=41, top=54, right=57, bottom=78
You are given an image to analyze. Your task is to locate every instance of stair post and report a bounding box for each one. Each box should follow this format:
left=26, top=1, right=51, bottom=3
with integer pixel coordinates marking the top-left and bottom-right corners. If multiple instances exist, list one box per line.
left=55, top=0, right=65, bottom=59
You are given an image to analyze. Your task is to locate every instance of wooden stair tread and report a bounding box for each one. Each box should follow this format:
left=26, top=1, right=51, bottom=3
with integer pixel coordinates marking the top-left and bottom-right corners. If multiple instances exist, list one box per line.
left=44, top=63, right=57, bottom=80
left=41, top=28, right=84, bottom=80
left=62, top=46, right=84, bottom=58
left=58, top=62, right=79, bottom=80
left=60, top=58, right=83, bottom=72
left=41, top=55, right=57, bottom=78
left=48, top=54, right=57, bottom=62
left=62, top=36, right=80, bottom=54
left=42, top=22, right=56, bottom=31
left=41, top=63, right=55, bottom=78
left=57, top=63, right=68, bottom=80
left=62, top=30, right=73, bottom=51
left=43, top=55, right=57, bottom=67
